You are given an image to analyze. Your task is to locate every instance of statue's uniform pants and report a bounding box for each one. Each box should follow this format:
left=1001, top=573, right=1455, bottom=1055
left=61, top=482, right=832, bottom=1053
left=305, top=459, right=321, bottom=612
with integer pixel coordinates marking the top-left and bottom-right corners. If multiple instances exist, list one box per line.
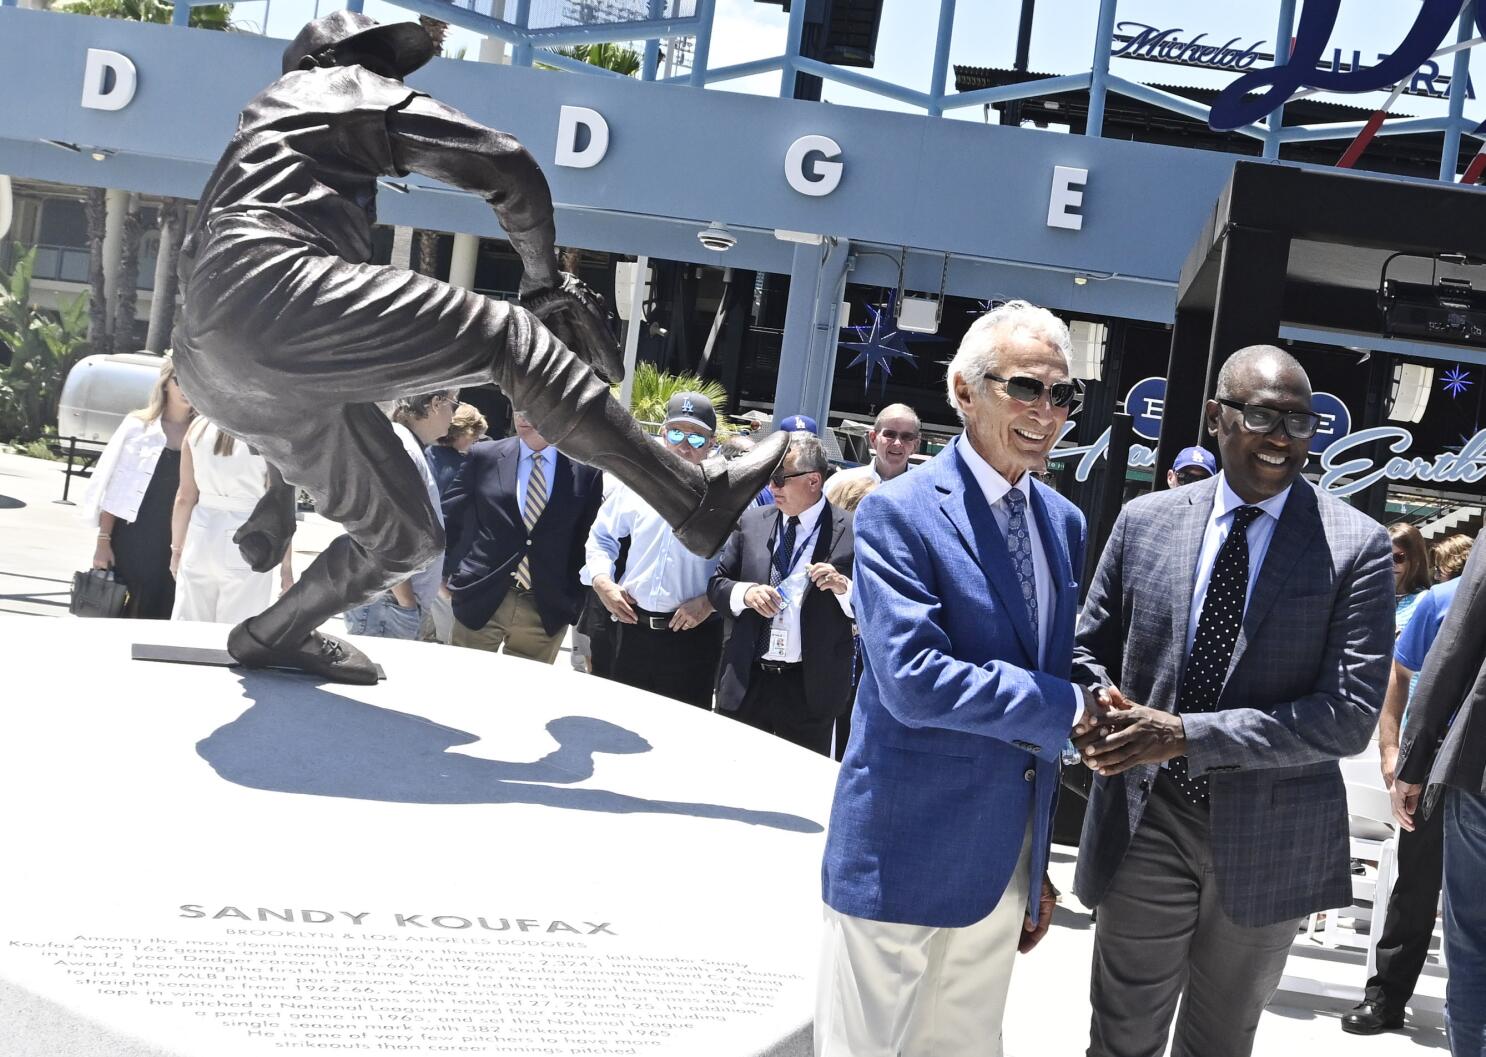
left=174, top=217, right=647, bottom=650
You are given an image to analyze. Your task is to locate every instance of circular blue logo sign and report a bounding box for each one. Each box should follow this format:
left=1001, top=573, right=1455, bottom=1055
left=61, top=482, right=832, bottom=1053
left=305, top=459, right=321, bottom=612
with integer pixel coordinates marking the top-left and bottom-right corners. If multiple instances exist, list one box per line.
left=1309, top=392, right=1351, bottom=455
left=1123, top=376, right=1167, bottom=441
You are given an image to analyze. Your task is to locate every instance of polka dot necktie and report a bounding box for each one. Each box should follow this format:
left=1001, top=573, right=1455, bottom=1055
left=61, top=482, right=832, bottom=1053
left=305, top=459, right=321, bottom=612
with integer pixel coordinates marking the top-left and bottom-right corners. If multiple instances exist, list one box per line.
left=1168, top=504, right=1263, bottom=805
left=1004, top=489, right=1039, bottom=656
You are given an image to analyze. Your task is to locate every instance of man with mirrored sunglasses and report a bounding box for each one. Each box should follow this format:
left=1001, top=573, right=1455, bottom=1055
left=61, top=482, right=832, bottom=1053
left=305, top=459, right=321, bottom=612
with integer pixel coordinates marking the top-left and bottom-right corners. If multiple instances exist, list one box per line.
left=826, top=403, right=923, bottom=490
left=582, top=392, right=726, bottom=709
left=1071, top=344, right=1392, bottom=1057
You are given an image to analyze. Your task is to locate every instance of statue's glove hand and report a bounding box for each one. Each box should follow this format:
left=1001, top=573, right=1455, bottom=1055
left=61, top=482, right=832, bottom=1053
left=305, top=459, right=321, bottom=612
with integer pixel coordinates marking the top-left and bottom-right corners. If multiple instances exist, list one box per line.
left=520, top=272, right=624, bottom=384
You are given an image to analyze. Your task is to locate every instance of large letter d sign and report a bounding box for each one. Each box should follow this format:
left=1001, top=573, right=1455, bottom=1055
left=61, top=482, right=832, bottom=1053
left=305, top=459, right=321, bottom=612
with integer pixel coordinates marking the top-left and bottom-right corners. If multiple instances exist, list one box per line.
left=81, top=49, right=137, bottom=112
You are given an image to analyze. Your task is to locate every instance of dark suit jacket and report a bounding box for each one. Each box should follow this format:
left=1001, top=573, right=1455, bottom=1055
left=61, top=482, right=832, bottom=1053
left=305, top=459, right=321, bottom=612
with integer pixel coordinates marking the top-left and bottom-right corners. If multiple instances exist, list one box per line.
left=707, top=500, right=855, bottom=721
left=442, top=437, right=603, bottom=635
left=1397, top=536, right=1486, bottom=812
left=1072, top=476, right=1393, bottom=927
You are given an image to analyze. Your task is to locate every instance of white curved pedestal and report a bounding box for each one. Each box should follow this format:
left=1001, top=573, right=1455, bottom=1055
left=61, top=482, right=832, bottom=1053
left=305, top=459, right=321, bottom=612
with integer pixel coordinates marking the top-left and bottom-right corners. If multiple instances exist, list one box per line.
left=0, top=616, right=836, bottom=1057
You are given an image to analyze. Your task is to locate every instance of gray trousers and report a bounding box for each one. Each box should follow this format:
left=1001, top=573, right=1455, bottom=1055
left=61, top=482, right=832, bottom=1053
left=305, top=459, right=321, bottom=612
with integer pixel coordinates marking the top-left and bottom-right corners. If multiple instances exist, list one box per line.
left=1087, top=774, right=1299, bottom=1057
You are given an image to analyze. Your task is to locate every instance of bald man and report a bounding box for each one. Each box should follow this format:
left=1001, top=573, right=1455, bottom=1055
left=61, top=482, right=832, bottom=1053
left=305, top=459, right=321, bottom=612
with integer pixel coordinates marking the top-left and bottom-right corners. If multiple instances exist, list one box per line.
left=825, top=404, right=921, bottom=489
left=1070, top=345, right=1392, bottom=1057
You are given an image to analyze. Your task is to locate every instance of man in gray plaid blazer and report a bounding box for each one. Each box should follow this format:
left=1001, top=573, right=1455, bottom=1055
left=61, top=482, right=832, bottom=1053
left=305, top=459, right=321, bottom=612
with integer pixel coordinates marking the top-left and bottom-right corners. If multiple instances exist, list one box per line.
left=1071, top=345, right=1393, bottom=1057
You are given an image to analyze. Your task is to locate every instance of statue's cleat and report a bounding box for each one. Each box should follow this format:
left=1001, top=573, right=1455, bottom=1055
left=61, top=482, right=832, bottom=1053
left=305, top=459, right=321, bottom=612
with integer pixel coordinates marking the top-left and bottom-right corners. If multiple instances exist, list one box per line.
left=227, top=623, right=378, bottom=685
left=673, top=430, right=790, bottom=558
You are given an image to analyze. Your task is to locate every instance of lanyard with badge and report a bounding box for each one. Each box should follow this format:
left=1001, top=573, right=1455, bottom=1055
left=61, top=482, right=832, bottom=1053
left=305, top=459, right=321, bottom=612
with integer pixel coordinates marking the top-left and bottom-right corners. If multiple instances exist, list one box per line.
left=765, top=515, right=818, bottom=660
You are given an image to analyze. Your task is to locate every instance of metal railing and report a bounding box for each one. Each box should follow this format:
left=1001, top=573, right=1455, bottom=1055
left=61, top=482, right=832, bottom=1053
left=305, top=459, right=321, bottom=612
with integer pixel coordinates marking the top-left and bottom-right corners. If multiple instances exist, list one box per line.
left=29, top=243, right=156, bottom=290
left=138, top=0, right=1484, bottom=184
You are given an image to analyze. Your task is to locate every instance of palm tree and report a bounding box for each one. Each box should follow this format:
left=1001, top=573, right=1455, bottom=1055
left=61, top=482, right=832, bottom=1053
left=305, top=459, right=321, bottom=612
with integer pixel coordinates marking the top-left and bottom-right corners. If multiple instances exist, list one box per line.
left=414, top=16, right=451, bottom=277
left=57, top=0, right=232, bottom=357
left=55, top=0, right=232, bottom=28
left=0, top=246, right=91, bottom=442
left=551, top=43, right=643, bottom=76
left=619, top=362, right=729, bottom=434
left=84, top=188, right=108, bottom=357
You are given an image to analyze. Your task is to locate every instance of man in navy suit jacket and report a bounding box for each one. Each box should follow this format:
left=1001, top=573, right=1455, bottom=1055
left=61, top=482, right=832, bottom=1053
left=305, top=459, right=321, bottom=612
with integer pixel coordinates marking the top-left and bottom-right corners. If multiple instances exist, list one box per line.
left=818, top=301, right=1098, bottom=1057
left=443, top=412, right=603, bottom=663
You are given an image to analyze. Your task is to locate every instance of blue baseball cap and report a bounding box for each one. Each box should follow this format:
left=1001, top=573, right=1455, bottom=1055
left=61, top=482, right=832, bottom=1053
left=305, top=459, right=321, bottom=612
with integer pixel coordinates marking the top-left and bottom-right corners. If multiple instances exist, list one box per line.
left=1173, top=446, right=1216, bottom=475
left=779, top=414, right=818, bottom=434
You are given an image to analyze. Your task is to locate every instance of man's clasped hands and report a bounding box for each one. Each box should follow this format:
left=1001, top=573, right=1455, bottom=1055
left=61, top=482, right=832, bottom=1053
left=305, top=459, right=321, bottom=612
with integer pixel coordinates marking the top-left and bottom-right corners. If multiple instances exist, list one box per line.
left=1072, top=687, right=1189, bottom=776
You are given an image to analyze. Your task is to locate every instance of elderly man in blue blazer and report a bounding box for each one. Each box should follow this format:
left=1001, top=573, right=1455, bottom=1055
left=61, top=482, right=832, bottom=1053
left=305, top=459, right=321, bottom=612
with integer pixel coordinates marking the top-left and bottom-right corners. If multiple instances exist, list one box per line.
left=818, top=301, right=1098, bottom=1057
left=1072, top=345, right=1392, bottom=1057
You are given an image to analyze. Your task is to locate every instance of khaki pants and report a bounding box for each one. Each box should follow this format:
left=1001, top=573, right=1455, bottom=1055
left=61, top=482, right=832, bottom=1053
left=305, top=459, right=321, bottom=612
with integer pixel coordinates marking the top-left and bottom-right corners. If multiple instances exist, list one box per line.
left=452, top=587, right=565, bottom=664
left=815, top=822, right=1033, bottom=1057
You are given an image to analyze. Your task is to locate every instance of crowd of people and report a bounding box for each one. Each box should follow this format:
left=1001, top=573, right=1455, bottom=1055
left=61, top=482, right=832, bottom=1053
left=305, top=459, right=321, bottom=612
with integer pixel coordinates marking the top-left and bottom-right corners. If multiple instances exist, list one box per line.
left=77, top=304, right=1486, bottom=1056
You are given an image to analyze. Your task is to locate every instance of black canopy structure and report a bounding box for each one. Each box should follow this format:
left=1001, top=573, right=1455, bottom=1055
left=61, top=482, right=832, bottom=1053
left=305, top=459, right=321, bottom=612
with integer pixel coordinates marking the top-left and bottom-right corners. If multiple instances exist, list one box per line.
left=1155, top=160, right=1486, bottom=521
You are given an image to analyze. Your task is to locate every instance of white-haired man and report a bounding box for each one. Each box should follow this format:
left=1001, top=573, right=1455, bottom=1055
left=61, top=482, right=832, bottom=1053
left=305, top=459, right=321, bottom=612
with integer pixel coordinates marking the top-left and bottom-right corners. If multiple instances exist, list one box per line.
left=818, top=300, right=1098, bottom=1056
left=825, top=403, right=921, bottom=489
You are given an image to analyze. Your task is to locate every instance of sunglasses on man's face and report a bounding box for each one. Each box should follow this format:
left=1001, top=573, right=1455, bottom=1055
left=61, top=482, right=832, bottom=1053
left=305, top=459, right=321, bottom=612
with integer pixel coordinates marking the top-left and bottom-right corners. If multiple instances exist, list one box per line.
left=665, top=428, right=710, bottom=449
left=1215, top=399, right=1322, bottom=441
left=876, top=428, right=919, bottom=444
left=770, top=469, right=815, bottom=488
left=984, top=373, right=1084, bottom=410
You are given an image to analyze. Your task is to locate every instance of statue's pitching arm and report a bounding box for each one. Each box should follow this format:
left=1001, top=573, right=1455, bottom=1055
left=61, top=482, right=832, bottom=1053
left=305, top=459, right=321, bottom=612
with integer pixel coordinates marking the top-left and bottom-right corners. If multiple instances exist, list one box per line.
left=386, top=95, right=562, bottom=295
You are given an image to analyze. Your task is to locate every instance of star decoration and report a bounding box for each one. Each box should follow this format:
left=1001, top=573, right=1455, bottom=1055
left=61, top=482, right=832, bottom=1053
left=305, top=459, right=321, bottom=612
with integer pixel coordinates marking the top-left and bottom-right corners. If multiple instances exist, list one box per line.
left=839, top=293, right=945, bottom=394
left=1442, top=365, right=1474, bottom=398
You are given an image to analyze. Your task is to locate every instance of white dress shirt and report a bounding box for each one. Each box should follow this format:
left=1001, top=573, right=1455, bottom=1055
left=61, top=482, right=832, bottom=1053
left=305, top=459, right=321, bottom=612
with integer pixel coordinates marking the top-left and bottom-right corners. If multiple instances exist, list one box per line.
left=1185, top=473, right=1292, bottom=657
left=393, top=423, right=443, bottom=611
left=955, top=437, right=1081, bottom=730
left=824, top=460, right=883, bottom=492
left=727, top=495, right=854, bottom=663
left=582, top=483, right=719, bottom=614
left=516, top=440, right=557, bottom=511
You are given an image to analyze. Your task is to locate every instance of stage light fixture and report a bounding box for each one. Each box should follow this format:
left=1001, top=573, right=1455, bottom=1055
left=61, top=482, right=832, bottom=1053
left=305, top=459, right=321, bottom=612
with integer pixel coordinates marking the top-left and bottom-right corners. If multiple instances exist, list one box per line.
left=1387, top=362, right=1434, bottom=423
left=1380, top=251, right=1486, bottom=348
left=1068, top=320, right=1108, bottom=381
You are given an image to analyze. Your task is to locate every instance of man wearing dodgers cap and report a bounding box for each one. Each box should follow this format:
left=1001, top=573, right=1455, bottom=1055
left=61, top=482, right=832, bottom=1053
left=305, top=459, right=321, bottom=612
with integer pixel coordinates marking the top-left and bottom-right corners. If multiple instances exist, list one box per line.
left=1167, top=445, right=1216, bottom=489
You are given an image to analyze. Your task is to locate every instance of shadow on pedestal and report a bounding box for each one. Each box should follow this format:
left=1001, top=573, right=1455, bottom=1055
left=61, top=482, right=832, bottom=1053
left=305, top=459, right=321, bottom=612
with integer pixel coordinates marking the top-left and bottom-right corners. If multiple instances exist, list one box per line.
left=196, top=673, right=823, bottom=834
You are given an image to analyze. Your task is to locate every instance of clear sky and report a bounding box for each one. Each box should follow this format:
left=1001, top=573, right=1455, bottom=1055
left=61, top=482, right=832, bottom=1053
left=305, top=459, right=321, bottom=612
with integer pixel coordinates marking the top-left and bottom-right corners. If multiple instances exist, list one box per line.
left=231, top=0, right=1481, bottom=126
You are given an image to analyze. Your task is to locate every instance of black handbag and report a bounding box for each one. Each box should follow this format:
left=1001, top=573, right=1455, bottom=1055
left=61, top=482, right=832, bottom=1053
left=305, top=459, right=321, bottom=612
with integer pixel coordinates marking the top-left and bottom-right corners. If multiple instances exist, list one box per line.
left=70, top=569, right=130, bottom=618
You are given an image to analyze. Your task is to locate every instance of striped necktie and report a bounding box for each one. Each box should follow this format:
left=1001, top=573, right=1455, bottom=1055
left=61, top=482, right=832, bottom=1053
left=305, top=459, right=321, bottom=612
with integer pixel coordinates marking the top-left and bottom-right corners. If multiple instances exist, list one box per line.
left=513, top=452, right=549, bottom=590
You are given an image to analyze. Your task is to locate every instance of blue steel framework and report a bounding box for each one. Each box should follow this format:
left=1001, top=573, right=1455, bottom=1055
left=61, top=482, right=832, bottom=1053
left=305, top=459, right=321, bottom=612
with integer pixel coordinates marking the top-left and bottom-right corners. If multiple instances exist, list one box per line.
left=4, top=0, right=1486, bottom=429
left=0, top=0, right=1480, bottom=170
left=86, top=0, right=1486, bottom=181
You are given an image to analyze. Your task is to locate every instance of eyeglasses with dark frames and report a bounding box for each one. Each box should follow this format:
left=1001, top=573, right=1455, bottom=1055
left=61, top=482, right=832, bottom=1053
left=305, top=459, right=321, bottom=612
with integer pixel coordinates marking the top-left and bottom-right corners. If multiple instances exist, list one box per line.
left=665, top=428, right=710, bottom=449
left=983, top=373, right=1084, bottom=411
left=1215, top=398, right=1322, bottom=440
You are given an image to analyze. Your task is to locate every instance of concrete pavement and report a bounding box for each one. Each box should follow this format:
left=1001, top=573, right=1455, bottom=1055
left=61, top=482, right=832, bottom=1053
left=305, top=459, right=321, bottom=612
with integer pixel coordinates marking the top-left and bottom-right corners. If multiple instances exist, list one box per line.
left=0, top=449, right=1451, bottom=1056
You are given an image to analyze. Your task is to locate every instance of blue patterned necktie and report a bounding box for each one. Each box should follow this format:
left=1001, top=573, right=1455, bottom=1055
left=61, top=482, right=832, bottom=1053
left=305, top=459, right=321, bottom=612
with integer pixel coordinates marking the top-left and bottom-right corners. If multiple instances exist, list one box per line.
left=756, top=515, right=799, bottom=658
left=1168, top=504, right=1264, bottom=805
left=1003, top=488, right=1038, bottom=656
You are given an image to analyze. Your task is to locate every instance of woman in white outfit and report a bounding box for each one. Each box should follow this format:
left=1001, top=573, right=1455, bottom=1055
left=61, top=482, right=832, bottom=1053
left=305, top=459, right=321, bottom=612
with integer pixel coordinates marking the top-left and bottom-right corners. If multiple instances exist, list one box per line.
left=170, top=418, right=292, bottom=623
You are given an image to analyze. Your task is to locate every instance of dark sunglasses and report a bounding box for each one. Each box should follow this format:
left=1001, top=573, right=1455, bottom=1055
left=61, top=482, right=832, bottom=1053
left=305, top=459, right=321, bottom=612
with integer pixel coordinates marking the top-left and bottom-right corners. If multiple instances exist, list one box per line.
left=1215, top=399, right=1322, bottom=440
left=665, top=428, right=710, bottom=449
left=1175, top=468, right=1211, bottom=485
left=770, top=469, right=815, bottom=488
left=1392, top=551, right=1407, bottom=565
left=876, top=428, right=920, bottom=444
left=984, top=373, right=1084, bottom=410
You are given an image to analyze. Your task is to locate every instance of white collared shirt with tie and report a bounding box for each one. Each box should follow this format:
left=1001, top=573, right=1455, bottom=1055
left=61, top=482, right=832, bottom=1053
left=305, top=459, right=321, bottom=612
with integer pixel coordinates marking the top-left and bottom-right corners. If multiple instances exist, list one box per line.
left=1186, top=472, right=1292, bottom=655
left=727, top=494, right=853, bottom=663
left=954, top=437, right=1080, bottom=728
